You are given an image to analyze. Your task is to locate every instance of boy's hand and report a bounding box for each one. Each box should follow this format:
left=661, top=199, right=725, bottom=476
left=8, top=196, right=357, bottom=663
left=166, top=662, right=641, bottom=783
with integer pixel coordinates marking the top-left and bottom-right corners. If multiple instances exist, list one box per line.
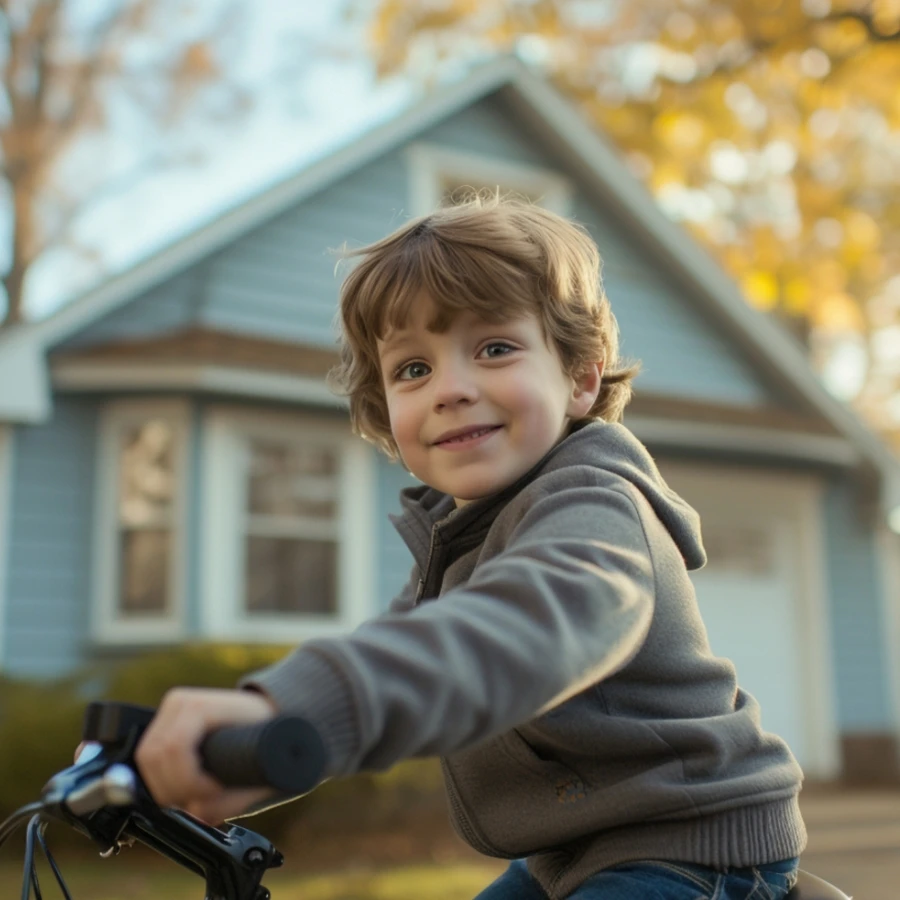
left=135, top=687, right=278, bottom=825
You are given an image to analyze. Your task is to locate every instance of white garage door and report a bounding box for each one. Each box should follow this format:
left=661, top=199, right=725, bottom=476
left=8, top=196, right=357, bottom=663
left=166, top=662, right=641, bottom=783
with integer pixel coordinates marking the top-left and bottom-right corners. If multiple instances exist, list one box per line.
left=658, top=462, right=839, bottom=779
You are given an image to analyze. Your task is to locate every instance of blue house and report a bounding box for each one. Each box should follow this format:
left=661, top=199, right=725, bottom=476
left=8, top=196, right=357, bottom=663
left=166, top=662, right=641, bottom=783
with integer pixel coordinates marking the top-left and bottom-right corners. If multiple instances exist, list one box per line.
left=0, top=58, right=898, bottom=784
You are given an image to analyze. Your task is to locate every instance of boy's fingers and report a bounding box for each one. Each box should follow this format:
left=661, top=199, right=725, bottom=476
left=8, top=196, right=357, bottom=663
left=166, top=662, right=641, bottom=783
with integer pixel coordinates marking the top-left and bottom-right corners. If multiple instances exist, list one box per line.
left=137, top=736, right=223, bottom=809
left=135, top=687, right=276, bottom=809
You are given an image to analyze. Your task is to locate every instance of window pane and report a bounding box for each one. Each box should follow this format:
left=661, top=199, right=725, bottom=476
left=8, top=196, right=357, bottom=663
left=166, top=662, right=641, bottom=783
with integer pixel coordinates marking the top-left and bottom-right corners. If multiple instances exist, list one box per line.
left=119, top=420, right=175, bottom=527
left=119, top=529, right=170, bottom=615
left=247, top=440, right=337, bottom=519
left=245, top=537, right=337, bottom=615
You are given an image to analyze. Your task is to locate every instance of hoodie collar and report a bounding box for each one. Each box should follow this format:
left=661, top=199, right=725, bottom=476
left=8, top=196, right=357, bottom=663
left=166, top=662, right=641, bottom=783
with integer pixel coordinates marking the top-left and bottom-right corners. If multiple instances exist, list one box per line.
left=390, top=420, right=707, bottom=572
left=389, top=425, right=589, bottom=569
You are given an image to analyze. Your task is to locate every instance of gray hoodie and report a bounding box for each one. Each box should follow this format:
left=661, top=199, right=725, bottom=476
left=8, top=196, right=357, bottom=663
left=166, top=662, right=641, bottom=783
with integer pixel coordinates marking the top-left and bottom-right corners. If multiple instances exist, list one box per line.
left=244, top=421, right=806, bottom=898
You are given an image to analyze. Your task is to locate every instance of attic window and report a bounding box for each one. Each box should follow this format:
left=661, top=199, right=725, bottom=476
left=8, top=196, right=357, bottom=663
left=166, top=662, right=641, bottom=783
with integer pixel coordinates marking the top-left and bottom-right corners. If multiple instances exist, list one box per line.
left=407, top=143, right=572, bottom=215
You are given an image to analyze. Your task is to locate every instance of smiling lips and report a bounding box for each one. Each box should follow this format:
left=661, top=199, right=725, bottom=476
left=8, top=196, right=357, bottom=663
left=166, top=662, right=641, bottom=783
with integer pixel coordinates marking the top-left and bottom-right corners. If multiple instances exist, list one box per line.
left=433, top=425, right=502, bottom=447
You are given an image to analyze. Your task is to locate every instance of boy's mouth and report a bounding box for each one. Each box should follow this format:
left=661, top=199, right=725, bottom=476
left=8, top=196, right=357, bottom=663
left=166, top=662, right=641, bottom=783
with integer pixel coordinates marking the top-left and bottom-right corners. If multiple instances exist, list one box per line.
left=432, top=425, right=502, bottom=446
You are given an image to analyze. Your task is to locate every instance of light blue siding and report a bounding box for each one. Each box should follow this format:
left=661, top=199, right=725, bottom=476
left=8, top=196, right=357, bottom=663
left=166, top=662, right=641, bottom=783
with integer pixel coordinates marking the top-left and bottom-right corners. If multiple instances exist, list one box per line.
left=822, top=477, right=892, bottom=730
left=5, top=398, right=98, bottom=677
left=375, top=454, right=417, bottom=612
left=573, top=201, right=770, bottom=405
left=418, top=95, right=560, bottom=168
left=199, top=156, right=410, bottom=344
left=61, top=268, right=204, bottom=349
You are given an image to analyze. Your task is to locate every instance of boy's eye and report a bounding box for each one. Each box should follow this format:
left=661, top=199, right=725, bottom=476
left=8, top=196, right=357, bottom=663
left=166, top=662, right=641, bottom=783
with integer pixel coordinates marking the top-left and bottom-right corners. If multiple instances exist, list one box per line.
left=479, top=342, right=515, bottom=359
left=396, top=361, right=431, bottom=381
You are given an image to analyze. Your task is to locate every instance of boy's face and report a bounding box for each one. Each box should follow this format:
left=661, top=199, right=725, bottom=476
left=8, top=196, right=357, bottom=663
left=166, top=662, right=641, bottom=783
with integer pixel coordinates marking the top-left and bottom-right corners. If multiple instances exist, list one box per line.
left=377, top=300, right=601, bottom=505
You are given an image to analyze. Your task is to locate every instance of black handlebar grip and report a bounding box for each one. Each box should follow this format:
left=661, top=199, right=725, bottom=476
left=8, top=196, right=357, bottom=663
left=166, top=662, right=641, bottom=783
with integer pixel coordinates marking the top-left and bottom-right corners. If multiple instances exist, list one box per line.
left=199, top=716, right=327, bottom=795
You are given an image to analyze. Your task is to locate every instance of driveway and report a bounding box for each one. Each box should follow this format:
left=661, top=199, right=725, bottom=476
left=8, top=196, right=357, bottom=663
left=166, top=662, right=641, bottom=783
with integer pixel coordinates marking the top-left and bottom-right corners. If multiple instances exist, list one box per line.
left=799, top=787, right=900, bottom=899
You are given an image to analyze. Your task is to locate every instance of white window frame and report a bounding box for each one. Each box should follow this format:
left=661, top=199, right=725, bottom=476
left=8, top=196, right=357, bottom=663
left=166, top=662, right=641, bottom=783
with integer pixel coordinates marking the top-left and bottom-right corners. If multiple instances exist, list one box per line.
left=92, top=399, right=191, bottom=643
left=407, top=142, right=573, bottom=216
left=200, top=407, right=375, bottom=642
left=0, top=424, right=14, bottom=669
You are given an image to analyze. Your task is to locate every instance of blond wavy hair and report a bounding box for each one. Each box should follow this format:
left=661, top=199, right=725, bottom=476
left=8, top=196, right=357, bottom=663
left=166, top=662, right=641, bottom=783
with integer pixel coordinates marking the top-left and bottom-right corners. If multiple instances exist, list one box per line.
left=330, top=192, right=640, bottom=459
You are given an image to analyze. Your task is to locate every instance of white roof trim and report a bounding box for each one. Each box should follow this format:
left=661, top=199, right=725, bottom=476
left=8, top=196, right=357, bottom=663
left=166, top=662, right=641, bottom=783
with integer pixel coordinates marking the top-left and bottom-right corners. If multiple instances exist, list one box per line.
left=0, top=334, right=52, bottom=422
left=626, top=415, right=859, bottom=468
left=52, top=359, right=345, bottom=409
left=1, top=55, right=897, bottom=512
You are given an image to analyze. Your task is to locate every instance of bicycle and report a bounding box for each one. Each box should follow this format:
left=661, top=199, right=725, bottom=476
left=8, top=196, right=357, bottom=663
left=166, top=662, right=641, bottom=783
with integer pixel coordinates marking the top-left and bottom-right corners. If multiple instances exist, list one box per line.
left=0, top=701, right=851, bottom=899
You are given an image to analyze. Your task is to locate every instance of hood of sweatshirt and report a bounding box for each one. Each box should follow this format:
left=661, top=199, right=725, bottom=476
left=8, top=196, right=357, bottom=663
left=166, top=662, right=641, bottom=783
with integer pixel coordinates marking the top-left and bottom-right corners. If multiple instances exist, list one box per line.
left=390, top=420, right=706, bottom=572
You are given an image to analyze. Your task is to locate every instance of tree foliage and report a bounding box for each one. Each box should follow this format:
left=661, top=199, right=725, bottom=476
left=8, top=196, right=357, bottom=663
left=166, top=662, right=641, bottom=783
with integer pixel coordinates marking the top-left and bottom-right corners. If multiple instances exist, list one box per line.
left=362, top=0, right=900, bottom=439
left=0, top=0, right=250, bottom=326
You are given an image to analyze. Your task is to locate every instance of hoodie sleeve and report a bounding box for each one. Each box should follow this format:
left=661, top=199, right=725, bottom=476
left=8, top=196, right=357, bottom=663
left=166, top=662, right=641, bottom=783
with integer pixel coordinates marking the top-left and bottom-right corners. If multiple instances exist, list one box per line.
left=240, top=481, right=656, bottom=780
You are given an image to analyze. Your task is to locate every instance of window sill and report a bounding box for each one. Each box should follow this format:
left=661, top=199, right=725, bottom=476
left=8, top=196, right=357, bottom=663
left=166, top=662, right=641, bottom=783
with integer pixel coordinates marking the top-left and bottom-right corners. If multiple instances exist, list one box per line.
left=91, top=620, right=187, bottom=646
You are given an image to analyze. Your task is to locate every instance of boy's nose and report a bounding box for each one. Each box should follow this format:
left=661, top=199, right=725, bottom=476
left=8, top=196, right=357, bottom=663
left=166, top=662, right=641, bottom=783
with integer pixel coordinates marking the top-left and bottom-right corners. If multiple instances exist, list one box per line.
left=432, top=364, right=479, bottom=410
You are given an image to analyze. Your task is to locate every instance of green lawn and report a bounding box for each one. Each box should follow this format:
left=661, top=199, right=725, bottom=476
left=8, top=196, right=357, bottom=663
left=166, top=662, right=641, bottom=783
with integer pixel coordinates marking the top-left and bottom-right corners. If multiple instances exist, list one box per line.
left=1, top=856, right=506, bottom=899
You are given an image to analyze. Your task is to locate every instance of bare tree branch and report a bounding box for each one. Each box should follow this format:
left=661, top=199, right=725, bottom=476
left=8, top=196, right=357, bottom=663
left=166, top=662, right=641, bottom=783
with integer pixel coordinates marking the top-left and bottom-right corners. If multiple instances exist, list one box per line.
left=30, top=1, right=65, bottom=130
left=25, top=148, right=180, bottom=266
left=0, top=0, right=252, bottom=326
left=43, top=3, right=138, bottom=167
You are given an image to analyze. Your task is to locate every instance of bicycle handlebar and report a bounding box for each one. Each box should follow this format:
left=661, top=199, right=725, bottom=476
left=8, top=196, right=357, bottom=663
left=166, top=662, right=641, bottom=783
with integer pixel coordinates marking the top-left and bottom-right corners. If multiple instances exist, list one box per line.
left=82, top=700, right=328, bottom=794
left=2, top=700, right=329, bottom=900
left=200, top=716, right=327, bottom=795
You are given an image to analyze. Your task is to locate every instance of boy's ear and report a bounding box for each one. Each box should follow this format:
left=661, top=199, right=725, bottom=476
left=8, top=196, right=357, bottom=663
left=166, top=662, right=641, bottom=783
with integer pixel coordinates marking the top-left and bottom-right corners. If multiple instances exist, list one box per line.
left=567, top=362, right=603, bottom=419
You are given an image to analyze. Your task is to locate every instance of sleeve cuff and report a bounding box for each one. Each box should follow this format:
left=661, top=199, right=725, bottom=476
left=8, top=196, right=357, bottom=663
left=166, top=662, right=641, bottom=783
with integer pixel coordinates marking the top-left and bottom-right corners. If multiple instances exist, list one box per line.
left=239, top=649, right=361, bottom=778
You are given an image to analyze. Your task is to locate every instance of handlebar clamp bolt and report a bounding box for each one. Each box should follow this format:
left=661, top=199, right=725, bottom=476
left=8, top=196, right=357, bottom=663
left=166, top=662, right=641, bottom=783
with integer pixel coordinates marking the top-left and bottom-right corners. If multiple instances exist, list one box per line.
left=244, top=848, right=267, bottom=866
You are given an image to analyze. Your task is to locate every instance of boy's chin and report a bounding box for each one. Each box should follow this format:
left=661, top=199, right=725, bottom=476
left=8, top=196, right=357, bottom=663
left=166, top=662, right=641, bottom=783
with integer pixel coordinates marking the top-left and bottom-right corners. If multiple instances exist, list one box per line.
left=451, top=487, right=492, bottom=508
left=451, top=478, right=519, bottom=508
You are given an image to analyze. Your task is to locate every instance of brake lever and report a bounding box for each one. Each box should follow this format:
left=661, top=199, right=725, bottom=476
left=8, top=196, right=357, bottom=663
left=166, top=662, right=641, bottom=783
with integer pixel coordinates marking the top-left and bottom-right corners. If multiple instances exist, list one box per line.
left=39, top=743, right=135, bottom=852
left=39, top=703, right=284, bottom=900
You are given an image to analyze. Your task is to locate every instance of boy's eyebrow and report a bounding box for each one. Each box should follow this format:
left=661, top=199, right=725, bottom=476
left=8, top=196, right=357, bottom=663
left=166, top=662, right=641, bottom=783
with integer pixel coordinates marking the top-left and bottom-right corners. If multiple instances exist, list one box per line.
left=377, top=331, right=418, bottom=359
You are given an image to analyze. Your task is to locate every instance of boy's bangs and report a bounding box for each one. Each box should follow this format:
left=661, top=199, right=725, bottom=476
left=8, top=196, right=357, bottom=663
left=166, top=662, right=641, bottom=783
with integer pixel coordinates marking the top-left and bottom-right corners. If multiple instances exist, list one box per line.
left=368, top=236, right=535, bottom=337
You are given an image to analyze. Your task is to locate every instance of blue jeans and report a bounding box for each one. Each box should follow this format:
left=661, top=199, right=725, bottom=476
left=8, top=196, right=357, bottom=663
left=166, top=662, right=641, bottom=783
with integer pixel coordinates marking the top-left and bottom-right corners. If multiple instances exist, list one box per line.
left=474, top=857, right=800, bottom=899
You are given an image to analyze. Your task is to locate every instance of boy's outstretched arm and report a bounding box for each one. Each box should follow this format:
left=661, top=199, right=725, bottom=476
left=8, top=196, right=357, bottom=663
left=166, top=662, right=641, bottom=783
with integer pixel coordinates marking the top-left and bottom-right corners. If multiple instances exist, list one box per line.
left=135, top=483, right=656, bottom=820
left=134, top=686, right=278, bottom=824
left=242, top=482, right=656, bottom=780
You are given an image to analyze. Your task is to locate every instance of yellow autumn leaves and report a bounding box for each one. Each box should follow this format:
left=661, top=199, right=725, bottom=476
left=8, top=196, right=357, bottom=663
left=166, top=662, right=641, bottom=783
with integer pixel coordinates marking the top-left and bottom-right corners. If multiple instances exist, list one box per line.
left=362, top=0, right=900, bottom=436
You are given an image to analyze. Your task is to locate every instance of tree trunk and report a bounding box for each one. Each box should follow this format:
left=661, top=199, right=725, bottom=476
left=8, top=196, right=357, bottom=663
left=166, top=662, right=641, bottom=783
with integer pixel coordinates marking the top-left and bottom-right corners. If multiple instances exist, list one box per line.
left=2, top=259, right=27, bottom=327
left=1, top=171, right=38, bottom=328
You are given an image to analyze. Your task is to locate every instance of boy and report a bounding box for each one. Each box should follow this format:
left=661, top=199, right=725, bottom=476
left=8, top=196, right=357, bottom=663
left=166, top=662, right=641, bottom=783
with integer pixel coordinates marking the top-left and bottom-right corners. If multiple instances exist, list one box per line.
left=136, top=195, right=806, bottom=899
